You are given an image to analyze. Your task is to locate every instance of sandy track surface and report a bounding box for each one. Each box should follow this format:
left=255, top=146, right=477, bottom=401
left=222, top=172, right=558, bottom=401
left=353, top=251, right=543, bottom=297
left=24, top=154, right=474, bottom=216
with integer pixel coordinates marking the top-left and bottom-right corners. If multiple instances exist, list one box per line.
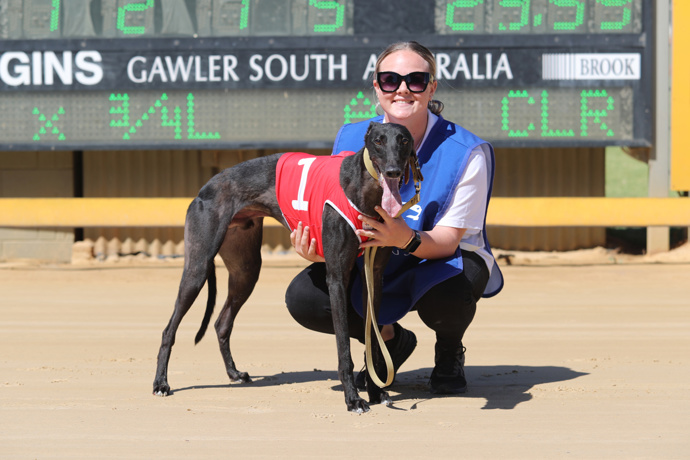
left=1, top=257, right=689, bottom=459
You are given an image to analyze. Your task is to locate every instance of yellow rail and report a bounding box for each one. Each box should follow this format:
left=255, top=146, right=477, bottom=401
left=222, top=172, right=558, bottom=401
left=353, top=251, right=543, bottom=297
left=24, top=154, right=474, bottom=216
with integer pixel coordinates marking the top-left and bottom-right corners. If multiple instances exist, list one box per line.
left=0, top=197, right=688, bottom=228
left=487, top=197, right=690, bottom=227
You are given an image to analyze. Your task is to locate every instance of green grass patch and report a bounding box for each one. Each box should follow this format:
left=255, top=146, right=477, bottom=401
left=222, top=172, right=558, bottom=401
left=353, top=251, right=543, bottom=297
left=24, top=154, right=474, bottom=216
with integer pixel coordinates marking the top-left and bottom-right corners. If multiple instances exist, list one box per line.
left=605, top=147, right=648, bottom=197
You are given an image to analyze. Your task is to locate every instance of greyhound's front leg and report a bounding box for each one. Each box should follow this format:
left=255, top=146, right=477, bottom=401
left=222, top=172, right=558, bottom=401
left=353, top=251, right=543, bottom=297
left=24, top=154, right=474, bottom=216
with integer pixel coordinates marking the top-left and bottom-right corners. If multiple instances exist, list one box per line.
left=322, top=208, right=370, bottom=412
left=326, top=270, right=370, bottom=413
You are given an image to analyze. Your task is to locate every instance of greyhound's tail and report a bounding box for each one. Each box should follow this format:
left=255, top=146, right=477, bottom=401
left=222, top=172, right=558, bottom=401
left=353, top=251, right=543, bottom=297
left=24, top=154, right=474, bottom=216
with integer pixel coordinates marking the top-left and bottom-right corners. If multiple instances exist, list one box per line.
left=194, top=259, right=217, bottom=344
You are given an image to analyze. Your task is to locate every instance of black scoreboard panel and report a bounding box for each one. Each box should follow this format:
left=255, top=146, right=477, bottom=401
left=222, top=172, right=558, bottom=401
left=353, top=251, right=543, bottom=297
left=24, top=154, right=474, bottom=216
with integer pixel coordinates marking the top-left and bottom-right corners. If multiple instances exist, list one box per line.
left=0, top=0, right=652, bottom=150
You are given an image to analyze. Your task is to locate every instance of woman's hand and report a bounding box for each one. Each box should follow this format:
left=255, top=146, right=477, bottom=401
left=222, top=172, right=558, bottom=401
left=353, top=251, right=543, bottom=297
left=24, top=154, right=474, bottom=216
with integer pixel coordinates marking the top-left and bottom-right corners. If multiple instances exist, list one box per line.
left=356, top=206, right=414, bottom=249
left=290, top=221, right=325, bottom=263
left=355, top=206, right=466, bottom=260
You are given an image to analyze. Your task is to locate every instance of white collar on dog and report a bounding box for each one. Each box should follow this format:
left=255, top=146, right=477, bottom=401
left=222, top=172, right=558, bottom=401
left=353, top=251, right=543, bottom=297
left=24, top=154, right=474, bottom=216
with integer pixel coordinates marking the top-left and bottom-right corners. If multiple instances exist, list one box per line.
left=362, top=148, right=379, bottom=181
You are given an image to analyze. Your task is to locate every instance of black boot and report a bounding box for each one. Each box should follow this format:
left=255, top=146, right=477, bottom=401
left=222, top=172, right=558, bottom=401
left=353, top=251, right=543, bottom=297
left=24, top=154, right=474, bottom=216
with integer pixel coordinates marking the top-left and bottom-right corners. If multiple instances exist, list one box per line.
left=355, top=323, right=417, bottom=390
left=429, top=339, right=467, bottom=394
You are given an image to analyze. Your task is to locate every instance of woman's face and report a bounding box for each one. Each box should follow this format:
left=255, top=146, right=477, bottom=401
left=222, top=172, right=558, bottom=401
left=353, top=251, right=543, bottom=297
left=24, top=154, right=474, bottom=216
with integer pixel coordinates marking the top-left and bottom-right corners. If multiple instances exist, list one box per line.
left=374, top=49, right=437, bottom=124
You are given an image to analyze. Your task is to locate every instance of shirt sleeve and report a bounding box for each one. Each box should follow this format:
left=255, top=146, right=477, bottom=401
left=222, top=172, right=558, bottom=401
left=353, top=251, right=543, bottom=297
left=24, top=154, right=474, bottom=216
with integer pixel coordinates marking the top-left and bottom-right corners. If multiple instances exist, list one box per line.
left=435, top=145, right=489, bottom=232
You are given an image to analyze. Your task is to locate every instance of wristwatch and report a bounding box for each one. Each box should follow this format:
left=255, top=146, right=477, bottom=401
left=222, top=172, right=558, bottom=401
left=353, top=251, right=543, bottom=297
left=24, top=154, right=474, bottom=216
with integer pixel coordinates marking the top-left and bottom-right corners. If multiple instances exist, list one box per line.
left=402, top=230, right=422, bottom=254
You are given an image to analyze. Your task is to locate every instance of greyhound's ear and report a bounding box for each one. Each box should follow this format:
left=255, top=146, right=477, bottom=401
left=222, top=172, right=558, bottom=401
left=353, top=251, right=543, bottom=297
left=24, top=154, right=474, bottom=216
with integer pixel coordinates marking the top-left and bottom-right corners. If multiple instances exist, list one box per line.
left=365, top=122, right=382, bottom=144
left=365, top=122, right=375, bottom=139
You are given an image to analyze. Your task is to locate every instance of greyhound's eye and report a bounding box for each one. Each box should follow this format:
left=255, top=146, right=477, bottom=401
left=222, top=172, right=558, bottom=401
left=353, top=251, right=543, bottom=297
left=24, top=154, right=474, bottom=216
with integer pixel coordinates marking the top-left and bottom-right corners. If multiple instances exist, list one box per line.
left=374, top=138, right=383, bottom=145
left=401, top=138, right=410, bottom=145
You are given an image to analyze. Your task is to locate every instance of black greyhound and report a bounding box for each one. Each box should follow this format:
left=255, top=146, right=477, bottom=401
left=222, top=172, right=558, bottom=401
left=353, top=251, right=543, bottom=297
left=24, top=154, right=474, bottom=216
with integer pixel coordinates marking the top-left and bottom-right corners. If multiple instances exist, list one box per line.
left=152, top=122, right=417, bottom=413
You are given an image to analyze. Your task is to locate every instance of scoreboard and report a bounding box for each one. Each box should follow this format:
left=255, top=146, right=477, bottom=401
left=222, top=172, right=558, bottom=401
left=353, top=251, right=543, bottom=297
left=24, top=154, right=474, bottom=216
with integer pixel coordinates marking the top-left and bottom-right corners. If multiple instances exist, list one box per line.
left=0, top=0, right=652, bottom=150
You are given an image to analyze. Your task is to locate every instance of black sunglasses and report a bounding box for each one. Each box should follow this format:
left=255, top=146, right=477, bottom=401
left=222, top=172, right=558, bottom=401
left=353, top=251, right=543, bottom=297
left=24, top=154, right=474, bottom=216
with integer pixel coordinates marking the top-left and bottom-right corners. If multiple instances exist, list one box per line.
left=376, top=71, right=432, bottom=93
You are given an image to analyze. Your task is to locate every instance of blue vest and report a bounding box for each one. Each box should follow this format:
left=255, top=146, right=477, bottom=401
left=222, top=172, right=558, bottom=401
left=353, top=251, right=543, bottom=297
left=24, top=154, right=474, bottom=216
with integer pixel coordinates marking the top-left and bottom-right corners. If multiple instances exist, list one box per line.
left=333, top=115, right=504, bottom=324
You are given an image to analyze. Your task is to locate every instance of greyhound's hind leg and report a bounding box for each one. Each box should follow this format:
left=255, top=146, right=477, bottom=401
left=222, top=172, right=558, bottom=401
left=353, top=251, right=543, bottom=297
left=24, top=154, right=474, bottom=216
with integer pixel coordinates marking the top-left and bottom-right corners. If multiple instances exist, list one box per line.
left=153, top=199, right=227, bottom=396
left=215, top=220, right=264, bottom=384
left=153, top=257, right=215, bottom=396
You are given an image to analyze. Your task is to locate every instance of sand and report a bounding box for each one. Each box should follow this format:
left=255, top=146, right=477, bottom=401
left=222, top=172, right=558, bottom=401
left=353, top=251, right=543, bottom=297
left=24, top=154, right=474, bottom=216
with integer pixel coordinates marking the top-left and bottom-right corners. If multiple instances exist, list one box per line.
left=1, top=250, right=689, bottom=458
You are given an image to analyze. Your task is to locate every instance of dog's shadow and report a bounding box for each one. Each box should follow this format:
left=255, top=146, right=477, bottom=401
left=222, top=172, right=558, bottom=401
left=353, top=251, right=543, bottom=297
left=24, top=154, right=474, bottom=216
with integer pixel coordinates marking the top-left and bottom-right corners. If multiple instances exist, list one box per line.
left=172, top=365, right=587, bottom=410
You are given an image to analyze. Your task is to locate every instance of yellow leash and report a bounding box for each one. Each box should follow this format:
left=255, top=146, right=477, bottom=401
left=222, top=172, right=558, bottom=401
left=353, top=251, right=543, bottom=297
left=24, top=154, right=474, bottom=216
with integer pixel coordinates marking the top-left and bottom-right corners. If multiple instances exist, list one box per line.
left=362, top=149, right=423, bottom=388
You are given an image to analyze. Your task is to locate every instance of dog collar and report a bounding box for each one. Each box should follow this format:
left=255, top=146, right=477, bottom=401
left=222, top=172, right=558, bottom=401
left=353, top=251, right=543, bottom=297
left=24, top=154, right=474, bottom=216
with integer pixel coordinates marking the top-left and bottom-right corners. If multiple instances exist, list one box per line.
left=362, top=148, right=379, bottom=181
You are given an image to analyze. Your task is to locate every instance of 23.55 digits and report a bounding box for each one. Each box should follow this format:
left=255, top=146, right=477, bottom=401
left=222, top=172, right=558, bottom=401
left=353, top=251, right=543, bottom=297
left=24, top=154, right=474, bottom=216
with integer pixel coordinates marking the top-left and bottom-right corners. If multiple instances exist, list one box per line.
left=438, top=0, right=641, bottom=34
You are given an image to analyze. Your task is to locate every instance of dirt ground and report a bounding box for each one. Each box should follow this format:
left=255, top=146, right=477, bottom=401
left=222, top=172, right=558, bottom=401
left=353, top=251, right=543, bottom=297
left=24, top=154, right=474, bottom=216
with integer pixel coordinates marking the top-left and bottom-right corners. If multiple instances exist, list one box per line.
left=1, top=246, right=689, bottom=459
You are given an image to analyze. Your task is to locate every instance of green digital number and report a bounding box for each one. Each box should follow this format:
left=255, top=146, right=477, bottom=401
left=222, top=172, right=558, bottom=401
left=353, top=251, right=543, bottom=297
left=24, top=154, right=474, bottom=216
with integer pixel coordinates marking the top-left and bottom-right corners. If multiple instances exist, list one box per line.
left=445, top=0, right=484, bottom=32
left=497, top=0, right=530, bottom=32
left=239, top=0, right=250, bottom=30
left=117, top=0, right=155, bottom=35
left=549, top=0, right=585, bottom=31
left=597, top=0, right=633, bottom=31
left=50, top=0, right=60, bottom=32
left=109, top=93, right=219, bottom=141
left=309, top=0, right=345, bottom=33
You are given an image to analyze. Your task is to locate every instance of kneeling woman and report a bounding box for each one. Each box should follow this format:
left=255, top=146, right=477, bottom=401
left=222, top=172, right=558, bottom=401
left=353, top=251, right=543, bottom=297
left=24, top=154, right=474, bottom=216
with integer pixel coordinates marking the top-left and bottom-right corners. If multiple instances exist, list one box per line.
left=285, top=41, right=504, bottom=394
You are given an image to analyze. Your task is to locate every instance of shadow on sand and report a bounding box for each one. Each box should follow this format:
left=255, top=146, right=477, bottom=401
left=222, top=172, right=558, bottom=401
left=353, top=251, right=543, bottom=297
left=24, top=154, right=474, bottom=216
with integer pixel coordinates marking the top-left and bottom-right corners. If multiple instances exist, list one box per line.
left=391, top=365, right=588, bottom=410
left=171, top=364, right=587, bottom=410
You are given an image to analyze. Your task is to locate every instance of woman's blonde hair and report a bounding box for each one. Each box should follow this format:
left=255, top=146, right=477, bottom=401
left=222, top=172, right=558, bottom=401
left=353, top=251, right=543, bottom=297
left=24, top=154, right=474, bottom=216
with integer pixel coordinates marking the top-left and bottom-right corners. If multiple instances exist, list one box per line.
left=375, top=41, right=444, bottom=115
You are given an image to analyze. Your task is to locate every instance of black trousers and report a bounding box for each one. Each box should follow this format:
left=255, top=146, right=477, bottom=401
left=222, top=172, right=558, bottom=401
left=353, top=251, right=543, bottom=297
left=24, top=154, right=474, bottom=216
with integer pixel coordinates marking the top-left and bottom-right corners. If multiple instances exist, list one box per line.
left=284, top=250, right=490, bottom=346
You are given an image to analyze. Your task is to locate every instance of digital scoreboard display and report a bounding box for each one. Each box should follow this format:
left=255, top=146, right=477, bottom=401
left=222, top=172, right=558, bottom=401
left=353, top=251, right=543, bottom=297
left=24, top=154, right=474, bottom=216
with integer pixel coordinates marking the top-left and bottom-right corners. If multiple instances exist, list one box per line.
left=0, top=0, right=651, bottom=150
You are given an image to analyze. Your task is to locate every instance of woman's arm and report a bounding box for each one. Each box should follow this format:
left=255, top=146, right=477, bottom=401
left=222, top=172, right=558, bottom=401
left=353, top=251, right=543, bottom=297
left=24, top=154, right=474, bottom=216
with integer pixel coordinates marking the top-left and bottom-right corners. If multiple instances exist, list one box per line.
left=356, top=208, right=466, bottom=259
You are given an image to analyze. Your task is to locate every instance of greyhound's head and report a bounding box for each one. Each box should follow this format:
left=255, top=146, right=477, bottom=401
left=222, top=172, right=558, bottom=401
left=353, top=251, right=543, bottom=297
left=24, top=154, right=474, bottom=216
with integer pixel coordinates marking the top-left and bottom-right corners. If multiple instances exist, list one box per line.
left=363, top=122, right=420, bottom=218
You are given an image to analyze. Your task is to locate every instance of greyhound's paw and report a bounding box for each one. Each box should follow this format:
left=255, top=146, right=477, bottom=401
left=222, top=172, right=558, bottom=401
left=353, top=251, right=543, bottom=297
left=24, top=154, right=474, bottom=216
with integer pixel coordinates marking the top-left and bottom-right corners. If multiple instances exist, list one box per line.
left=152, top=382, right=171, bottom=396
left=229, top=371, right=251, bottom=384
left=369, top=390, right=392, bottom=407
left=347, top=398, right=371, bottom=414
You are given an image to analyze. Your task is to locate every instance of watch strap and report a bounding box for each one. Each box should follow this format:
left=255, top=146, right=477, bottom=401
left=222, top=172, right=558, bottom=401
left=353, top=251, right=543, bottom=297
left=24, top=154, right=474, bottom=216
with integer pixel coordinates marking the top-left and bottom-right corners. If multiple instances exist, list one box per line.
left=403, top=230, right=421, bottom=253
